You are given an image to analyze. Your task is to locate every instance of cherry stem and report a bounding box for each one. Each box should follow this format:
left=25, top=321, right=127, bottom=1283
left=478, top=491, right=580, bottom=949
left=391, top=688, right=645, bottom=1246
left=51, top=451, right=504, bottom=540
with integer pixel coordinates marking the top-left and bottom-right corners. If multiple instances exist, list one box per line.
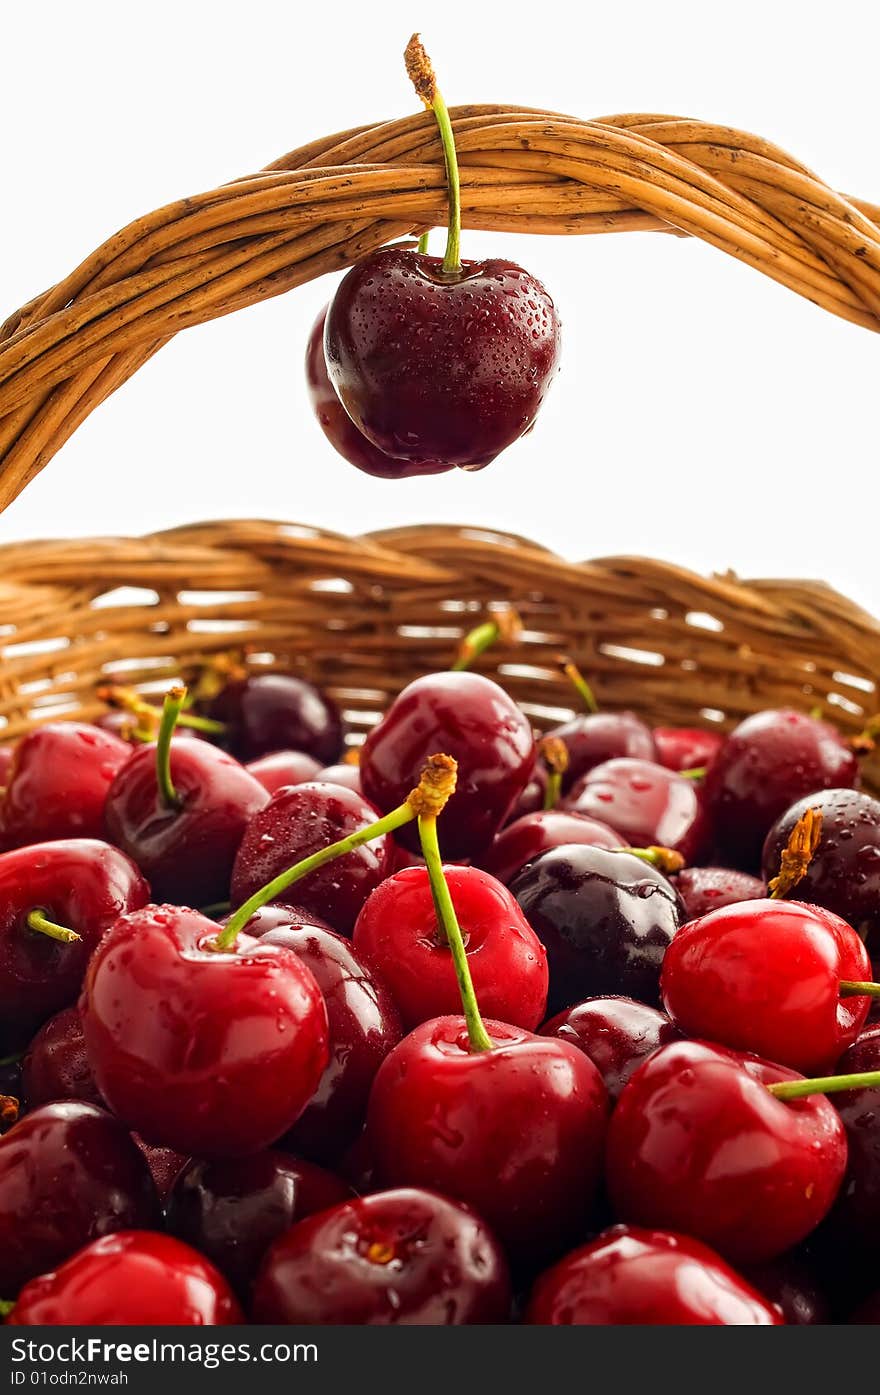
left=769, top=1069, right=880, bottom=1101
left=215, top=753, right=458, bottom=951
left=616, top=845, right=685, bottom=875
left=452, top=606, right=521, bottom=671
left=0, top=1301, right=14, bottom=1318
left=0, top=1095, right=19, bottom=1127
left=26, top=909, right=81, bottom=944
left=156, top=685, right=186, bottom=810
left=557, top=655, right=599, bottom=714
left=98, top=684, right=226, bottom=736
left=539, top=735, right=569, bottom=811
left=417, top=231, right=431, bottom=254
left=679, top=766, right=707, bottom=781
left=417, top=813, right=493, bottom=1053
left=769, top=806, right=822, bottom=899
left=840, top=980, right=880, bottom=998
left=405, top=34, right=461, bottom=275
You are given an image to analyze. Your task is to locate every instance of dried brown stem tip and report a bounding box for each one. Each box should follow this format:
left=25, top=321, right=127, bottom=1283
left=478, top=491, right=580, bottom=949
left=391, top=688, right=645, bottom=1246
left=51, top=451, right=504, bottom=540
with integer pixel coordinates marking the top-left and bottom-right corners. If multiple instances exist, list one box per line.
left=540, top=735, right=570, bottom=777
left=407, top=752, right=458, bottom=818
left=0, top=1095, right=19, bottom=1128
left=769, top=806, right=823, bottom=898
left=851, top=713, right=880, bottom=756
left=642, top=846, right=686, bottom=875
left=343, top=747, right=361, bottom=767
left=405, top=33, right=437, bottom=108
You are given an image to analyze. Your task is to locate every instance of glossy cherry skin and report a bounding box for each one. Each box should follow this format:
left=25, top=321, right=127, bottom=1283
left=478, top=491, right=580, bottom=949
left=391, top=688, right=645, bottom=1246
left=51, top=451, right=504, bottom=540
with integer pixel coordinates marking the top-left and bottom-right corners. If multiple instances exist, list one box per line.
left=541, top=996, right=680, bottom=1102
left=505, top=762, right=547, bottom=822
left=22, top=1006, right=103, bottom=1109
left=511, top=845, right=684, bottom=1012
left=671, top=865, right=765, bottom=920
left=705, top=709, right=859, bottom=868
left=231, top=782, right=394, bottom=936
left=306, top=307, right=452, bottom=479
left=566, top=758, right=710, bottom=863
left=762, top=788, right=880, bottom=946
left=546, top=711, right=657, bottom=792
left=248, top=909, right=403, bottom=1163
left=660, top=899, right=871, bottom=1073
left=361, top=672, right=535, bottom=860
left=324, top=247, right=560, bottom=470
left=481, top=809, right=622, bottom=886
left=9, top=1231, right=243, bottom=1326
left=205, top=672, right=344, bottom=764
left=824, top=1025, right=880, bottom=1251
left=525, top=1226, right=782, bottom=1325
left=653, top=725, right=725, bottom=774
left=81, top=906, right=329, bottom=1157
left=246, top=749, right=322, bottom=794
left=316, top=761, right=363, bottom=794
left=0, top=1102, right=160, bottom=1297
left=0, top=723, right=130, bottom=850
left=606, top=1040, right=847, bottom=1265
left=0, top=839, right=149, bottom=1050
left=368, top=1016, right=608, bottom=1262
left=253, top=1187, right=510, bottom=1325
left=133, top=1136, right=190, bottom=1204
left=352, top=865, right=548, bottom=1032
left=105, top=741, right=268, bottom=905
left=167, top=1151, right=351, bottom=1298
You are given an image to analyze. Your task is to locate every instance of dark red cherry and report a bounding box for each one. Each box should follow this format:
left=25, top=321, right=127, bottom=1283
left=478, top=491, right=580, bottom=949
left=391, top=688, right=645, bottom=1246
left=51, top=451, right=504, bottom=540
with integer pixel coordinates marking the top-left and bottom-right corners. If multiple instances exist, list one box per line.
left=166, top=1151, right=351, bottom=1298
left=824, top=1024, right=880, bottom=1252
left=81, top=906, right=329, bottom=1157
left=606, top=1040, right=847, bottom=1264
left=367, top=1016, right=608, bottom=1261
left=132, top=1136, right=189, bottom=1204
left=231, top=782, right=394, bottom=936
left=253, top=1188, right=511, bottom=1324
left=316, top=761, right=363, bottom=794
left=660, top=899, right=871, bottom=1073
left=566, top=758, right=710, bottom=863
left=671, top=865, right=766, bottom=920
left=762, top=788, right=880, bottom=948
left=204, top=672, right=344, bottom=765
left=306, top=307, right=453, bottom=479
left=361, top=672, right=535, bottom=859
left=8, top=1232, right=243, bottom=1325
left=481, top=809, right=621, bottom=885
left=246, top=749, right=322, bottom=794
left=541, top=996, right=680, bottom=1102
left=525, top=1226, right=782, bottom=1325
left=352, top=865, right=548, bottom=1032
left=22, top=1006, right=103, bottom=1109
left=653, top=725, right=724, bottom=774
left=705, top=709, right=859, bottom=868
left=0, top=724, right=129, bottom=850
left=546, top=711, right=657, bottom=791
left=247, top=908, right=403, bottom=1163
left=0, top=839, right=148, bottom=1050
left=743, top=1251, right=831, bottom=1325
left=324, top=246, right=560, bottom=471
left=510, top=844, right=683, bottom=1012
left=0, top=1102, right=160, bottom=1297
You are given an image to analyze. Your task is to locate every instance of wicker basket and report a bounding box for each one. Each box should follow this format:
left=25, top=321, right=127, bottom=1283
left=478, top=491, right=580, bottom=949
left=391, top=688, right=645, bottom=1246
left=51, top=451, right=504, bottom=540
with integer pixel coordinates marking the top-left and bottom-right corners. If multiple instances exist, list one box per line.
left=1, top=106, right=879, bottom=782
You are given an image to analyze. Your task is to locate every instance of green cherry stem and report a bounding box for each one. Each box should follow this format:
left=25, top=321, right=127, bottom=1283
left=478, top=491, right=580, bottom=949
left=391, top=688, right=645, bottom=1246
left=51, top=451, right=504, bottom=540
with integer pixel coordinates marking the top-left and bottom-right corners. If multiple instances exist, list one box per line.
left=0, top=1300, right=15, bottom=1318
left=451, top=606, right=521, bottom=671
left=214, top=753, right=459, bottom=952
left=540, top=736, right=569, bottom=811
left=678, top=766, right=708, bottom=781
left=616, top=845, right=686, bottom=875
left=405, top=34, right=461, bottom=276
left=557, top=655, right=599, bottom=714
left=417, top=231, right=431, bottom=254
left=97, top=684, right=226, bottom=736
left=26, top=909, right=81, bottom=944
left=840, top=980, right=880, bottom=998
left=769, top=1068, right=880, bottom=1102
left=157, top=684, right=187, bottom=810
left=417, top=813, right=493, bottom=1053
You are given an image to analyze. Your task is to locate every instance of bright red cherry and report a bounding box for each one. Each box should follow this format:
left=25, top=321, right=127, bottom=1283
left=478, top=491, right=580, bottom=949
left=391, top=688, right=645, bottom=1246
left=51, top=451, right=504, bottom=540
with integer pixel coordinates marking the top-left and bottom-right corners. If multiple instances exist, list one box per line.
left=525, top=1226, right=782, bottom=1325
left=352, top=865, right=548, bottom=1032
left=8, top=1232, right=243, bottom=1325
left=0, top=838, right=148, bottom=1050
left=671, top=865, right=765, bottom=920
left=0, top=723, right=129, bottom=850
left=81, top=906, right=329, bottom=1156
left=231, top=781, right=394, bottom=935
left=246, top=749, right=322, bottom=794
left=361, top=672, right=535, bottom=860
left=253, top=1188, right=511, bottom=1324
left=204, top=672, right=344, bottom=764
left=705, top=709, right=859, bottom=868
left=22, top=1005, right=103, bottom=1109
left=606, top=1040, right=847, bottom=1264
left=481, top=809, right=622, bottom=885
left=541, top=996, right=680, bottom=1102
left=653, top=725, right=724, bottom=774
left=306, top=307, right=452, bottom=479
left=166, top=1151, right=351, bottom=1298
left=367, top=1016, right=607, bottom=1261
left=0, top=1102, right=160, bottom=1297
left=566, top=758, right=710, bottom=863
left=660, top=899, right=872, bottom=1072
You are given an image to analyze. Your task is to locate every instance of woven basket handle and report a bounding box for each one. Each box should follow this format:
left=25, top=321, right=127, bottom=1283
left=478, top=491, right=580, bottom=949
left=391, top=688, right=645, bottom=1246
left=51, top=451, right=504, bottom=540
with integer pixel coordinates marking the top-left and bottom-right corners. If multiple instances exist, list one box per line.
left=1, top=104, right=878, bottom=514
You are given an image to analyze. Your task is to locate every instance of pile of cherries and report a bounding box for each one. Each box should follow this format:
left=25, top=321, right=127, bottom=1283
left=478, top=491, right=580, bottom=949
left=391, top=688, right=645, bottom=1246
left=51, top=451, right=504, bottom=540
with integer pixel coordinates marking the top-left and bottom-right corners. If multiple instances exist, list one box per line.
left=2, top=613, right=880, bottom=1329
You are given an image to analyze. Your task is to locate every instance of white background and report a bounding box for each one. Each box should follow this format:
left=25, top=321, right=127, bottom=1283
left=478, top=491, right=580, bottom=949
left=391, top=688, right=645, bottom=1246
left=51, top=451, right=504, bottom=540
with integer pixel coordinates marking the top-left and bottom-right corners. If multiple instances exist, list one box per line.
left=1, top=2, right=877, bottom=608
